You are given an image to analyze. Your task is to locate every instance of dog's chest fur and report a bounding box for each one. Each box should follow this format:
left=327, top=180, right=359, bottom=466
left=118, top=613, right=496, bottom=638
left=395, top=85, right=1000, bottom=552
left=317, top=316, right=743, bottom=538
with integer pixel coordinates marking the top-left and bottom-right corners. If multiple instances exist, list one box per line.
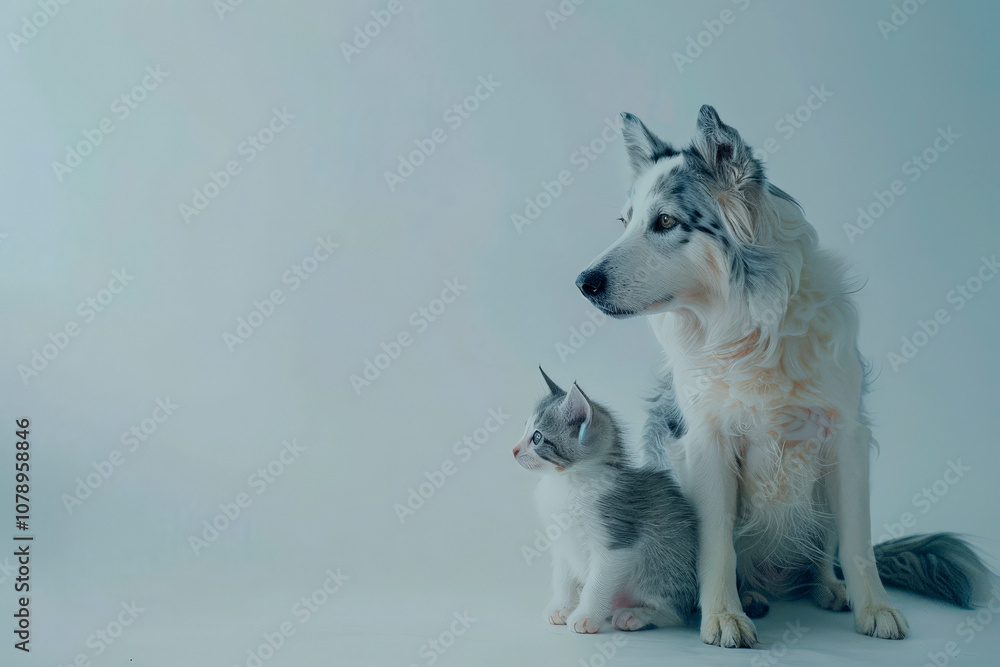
left=675, top=365, right=835, bottom=586
left=658, top=281, right=859, bottom=583
left=685, top=367, right=827, bottom=500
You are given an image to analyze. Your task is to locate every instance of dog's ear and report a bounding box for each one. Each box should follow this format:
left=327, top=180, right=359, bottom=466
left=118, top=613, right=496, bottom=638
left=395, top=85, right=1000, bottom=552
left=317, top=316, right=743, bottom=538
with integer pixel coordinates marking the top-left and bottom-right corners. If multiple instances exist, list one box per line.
left=694, top=105, right=766, bottom=244
left=695, top=105, right=746, bottom=168
left=621, top=112, right=675, bottom=177
left=560, top=383, right=593, bottom=444
left=538, top=366, right=563, bottom=396
left=697, top=106, right=792, bottom=338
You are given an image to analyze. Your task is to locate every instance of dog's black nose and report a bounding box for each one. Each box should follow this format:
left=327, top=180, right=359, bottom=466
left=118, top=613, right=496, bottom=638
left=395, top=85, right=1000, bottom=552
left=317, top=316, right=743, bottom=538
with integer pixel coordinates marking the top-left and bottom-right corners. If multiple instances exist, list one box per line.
left=576, top=269, right=606, bottom=297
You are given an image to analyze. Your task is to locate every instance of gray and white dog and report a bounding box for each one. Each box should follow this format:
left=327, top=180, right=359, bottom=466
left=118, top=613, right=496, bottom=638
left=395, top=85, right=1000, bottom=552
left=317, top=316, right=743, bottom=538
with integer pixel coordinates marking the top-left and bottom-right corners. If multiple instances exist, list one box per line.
left=574, top=106, right=996, bottom=647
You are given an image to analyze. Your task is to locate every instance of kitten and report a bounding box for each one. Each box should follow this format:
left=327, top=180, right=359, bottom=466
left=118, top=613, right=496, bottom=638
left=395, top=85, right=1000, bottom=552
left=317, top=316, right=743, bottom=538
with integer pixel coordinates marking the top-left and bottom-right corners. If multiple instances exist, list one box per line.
left=513, top=367, right=699, bottom=633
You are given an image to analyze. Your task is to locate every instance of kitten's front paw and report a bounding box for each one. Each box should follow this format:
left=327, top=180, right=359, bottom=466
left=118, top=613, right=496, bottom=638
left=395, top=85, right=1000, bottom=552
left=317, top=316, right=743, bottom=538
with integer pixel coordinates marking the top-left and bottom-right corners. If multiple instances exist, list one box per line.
left=612, top=607, right=656, bottom=631
left=855, top=602, right=908, bottom=639
left=567, top=610, right=604, bottom=634
left=543, top=604, right=573, bottom=625
left=701, top=609, right=757, bottom=648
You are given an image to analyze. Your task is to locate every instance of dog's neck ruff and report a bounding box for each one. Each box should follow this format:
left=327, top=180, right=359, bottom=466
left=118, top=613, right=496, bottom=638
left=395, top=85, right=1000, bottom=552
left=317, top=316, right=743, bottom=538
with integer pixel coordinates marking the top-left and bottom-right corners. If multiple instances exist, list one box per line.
left=649, top=190, right=854, bottom=417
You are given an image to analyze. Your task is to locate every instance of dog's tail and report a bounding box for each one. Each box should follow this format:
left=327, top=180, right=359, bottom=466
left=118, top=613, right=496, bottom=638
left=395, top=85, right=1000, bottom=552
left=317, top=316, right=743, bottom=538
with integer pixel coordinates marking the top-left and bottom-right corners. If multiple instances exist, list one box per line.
left=872, top=533, right=997, bottom=607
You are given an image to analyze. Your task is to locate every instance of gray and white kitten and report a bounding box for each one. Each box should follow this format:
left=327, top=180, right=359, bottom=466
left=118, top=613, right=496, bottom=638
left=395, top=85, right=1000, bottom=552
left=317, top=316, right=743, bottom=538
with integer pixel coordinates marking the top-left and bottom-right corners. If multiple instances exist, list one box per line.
left=513, top=368, right=698, bottom=633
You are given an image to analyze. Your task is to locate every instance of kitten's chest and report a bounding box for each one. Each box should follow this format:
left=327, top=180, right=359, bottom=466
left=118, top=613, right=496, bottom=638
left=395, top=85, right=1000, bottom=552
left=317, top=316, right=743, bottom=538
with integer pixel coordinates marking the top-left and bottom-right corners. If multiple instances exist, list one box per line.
left=535, top=475, right=606, bottom=573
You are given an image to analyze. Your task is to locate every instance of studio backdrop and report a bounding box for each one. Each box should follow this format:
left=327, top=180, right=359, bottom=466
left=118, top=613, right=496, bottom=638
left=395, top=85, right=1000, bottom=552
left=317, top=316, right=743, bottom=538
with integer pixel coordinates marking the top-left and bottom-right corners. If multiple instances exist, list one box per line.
left=1, top=1, right=998, bottom=665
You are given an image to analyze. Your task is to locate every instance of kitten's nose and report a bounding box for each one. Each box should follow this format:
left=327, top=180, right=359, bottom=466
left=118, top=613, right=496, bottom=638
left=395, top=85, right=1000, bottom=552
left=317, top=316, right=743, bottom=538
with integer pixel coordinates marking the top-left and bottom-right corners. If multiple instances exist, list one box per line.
left=513, top=445, right=522, bottom=457
left=576, top=269, right=606, bottom=297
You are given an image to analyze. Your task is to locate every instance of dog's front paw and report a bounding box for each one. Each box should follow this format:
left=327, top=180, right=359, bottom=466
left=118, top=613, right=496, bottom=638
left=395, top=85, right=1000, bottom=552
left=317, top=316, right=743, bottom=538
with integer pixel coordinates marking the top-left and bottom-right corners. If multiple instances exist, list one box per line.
left=855, top=602, right=908, bottom=639
left=701, top=609, right=757, bottom=648
left=812, top=581, right=850, bottom=612
left=543, top=604, right=573, bottom=625
left=567, top=610, right=604, bottom=634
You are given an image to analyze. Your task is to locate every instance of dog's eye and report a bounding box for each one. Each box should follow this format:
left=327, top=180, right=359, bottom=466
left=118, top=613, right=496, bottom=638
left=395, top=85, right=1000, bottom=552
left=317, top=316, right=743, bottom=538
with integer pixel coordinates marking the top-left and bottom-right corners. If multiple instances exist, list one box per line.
left=532, top=431, right=542, bottom=445
left=656, top=214, right=677, bottom=231
left=617, top=216, right=627, bottom=228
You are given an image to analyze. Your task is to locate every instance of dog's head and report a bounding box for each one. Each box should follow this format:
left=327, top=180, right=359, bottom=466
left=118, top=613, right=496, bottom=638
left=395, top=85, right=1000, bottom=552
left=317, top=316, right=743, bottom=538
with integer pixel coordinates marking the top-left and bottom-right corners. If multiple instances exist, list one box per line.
left=576, top=106, right=804, bottom=331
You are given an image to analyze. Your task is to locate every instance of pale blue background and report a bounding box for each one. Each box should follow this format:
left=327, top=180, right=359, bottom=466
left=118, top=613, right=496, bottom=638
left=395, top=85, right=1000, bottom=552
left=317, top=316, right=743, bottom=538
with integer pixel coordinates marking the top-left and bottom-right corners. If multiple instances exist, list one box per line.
left=1, top=1, right=998, bottom=665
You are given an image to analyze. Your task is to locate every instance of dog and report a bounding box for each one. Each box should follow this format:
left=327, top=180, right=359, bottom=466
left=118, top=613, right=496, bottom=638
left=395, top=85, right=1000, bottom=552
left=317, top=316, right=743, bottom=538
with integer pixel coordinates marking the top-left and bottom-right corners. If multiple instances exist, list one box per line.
left=575, top=106, right=994, bottom=647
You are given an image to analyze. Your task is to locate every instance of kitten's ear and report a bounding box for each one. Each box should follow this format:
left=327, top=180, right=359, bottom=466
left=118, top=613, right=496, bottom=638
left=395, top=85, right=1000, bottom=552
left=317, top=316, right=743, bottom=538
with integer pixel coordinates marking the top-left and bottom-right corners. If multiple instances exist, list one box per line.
left=560, top=383, right=593, bottom=443
left=539, top=366, right=563, bottom=395
left=621, top=112, right=675, bottom=177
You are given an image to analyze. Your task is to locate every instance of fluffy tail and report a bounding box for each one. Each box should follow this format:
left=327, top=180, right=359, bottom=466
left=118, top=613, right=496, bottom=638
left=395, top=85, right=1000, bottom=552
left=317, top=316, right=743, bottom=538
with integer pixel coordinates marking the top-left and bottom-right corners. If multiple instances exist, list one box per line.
left=872, top=533, right=996, bottom=607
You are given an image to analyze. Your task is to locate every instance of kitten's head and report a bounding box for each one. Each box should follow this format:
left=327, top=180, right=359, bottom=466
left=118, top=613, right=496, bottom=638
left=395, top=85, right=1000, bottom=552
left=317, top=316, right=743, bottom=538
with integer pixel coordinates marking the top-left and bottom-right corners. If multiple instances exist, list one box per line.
left=513, top=368, right=617, bottom=473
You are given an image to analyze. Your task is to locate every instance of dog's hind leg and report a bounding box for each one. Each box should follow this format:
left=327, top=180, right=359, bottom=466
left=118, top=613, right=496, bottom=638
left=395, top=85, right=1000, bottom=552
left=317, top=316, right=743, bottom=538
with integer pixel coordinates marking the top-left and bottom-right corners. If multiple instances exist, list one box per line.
left=827, top=424, right=908, bottom=638
left=811, top=531, right=850, bottom=612
left=740, top=590, right=770, bottom=619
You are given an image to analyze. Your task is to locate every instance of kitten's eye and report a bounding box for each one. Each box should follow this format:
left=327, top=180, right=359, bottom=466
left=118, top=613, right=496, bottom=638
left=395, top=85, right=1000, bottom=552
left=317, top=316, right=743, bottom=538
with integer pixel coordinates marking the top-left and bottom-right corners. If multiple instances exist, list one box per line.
left=656, top=214, right=677, bottom=231
left=617, top=216, right=627, bottom=228
left=531, top=431, right=542, bottom=445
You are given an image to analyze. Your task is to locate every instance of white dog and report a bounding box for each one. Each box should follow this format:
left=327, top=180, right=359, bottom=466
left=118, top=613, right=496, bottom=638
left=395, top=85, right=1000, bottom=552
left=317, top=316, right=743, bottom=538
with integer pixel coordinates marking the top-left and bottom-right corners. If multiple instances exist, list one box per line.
left=575, top=106, right=992, bottom=647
